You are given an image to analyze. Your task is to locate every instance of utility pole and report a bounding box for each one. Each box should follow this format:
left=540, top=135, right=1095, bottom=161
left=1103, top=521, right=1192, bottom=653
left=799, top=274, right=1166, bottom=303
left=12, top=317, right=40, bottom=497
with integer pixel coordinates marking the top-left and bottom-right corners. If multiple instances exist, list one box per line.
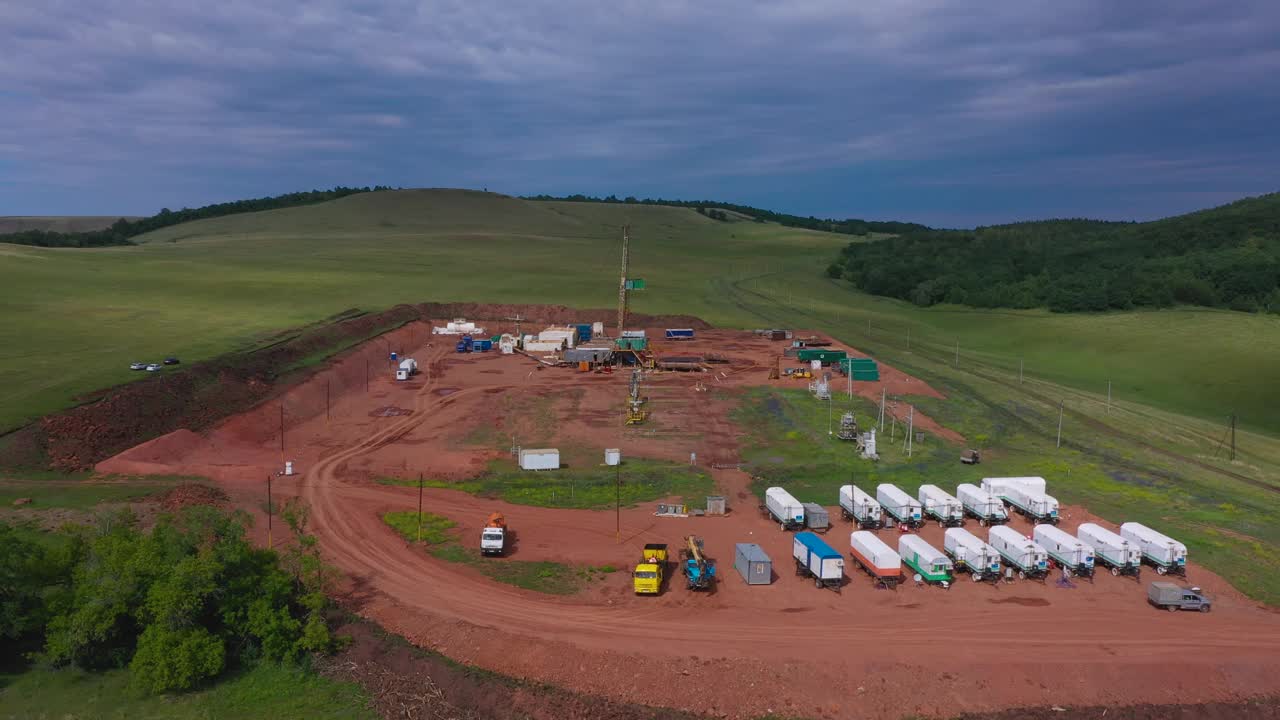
left=878, top=387, right=886, bottom=431
left=1019, top=358, right=1023, bottom=384
left=954, top=340, right=959, bottom=368
left=847, top=368, right=852, bottom=400
left=505, top=313, right=526, bottom=338
left=615, top=463, right=621, bottom=542
left=1230, top=414, right=1236, bottom=461
left=827, top=395, right=833, bottom=436
left=416, top=473, right=424, bottom=543
left=906, top=327, right=910, bottom=352
left=1056, top=400, right=1064, bottom=449
left=279, top=404, right=285, bottom=469
left=266, top=474, right=273, bottom=549
left=1106, top=381, right=1112, bottom=414
left=904, top=406, right=914, bottom=457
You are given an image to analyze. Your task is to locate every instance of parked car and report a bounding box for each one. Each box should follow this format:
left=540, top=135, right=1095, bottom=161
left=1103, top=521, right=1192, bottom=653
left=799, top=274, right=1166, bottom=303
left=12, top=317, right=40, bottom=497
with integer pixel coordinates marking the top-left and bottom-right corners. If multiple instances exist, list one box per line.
left=145, top=363, right=162, bottom=372
left=163, top=357, right=180, bottom=365
left=129, top=362, right=146, bottom=371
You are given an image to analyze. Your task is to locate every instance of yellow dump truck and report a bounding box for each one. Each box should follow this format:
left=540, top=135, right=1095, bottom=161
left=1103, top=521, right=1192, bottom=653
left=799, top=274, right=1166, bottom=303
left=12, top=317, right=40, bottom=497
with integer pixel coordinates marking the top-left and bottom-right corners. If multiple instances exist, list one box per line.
left=633, top=543, right=668, bottom=595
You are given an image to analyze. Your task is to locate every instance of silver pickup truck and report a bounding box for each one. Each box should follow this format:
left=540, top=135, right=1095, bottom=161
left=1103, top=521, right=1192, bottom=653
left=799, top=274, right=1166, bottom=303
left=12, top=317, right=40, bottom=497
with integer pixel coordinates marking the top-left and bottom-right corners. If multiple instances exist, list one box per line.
left=1148, top=581, right=1211, bottom=612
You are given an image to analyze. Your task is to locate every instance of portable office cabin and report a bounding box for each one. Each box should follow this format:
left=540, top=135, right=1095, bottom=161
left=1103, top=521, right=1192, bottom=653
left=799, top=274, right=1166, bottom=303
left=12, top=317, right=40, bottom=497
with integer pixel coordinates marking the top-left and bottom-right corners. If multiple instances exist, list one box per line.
left=980, top=476, right=1047, bottom=501
left=792, top=533, right=844, bottom=590
left=518, top=448, right=560, bottom=471
left=1120, top=522, right=1187, bottom=575
left=1034, top=524, right=1095, bottom=577
left=839, top=484, right=882, bottom=528
left=1005, top=485, right=1060, bottom=525
left=944, top=527, right=1002, bottom=580
left=876, top=484, right=923, bottom=527
left=918, top=484, right=965, bottom=527
left=849, top=530, right=902, bottom=585
left=988, top=525, right=1049, bottom=578
left=956, top=483, right=1008, bottom=525
left=899, top=535, right=954, bottom=584
left=734, top=543, right=772, bottom=585
left=764, top=487, right=805, bottom=529
left=1077, top=523, right=1143, bottom=577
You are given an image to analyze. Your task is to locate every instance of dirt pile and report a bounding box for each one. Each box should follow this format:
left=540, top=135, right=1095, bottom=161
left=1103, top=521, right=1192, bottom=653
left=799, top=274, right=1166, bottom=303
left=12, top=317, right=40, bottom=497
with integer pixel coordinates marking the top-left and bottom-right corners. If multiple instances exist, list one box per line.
left=416, top=302, right=711, bottom=330
left=1, top=305, right=421, bottom=472
left=151, top=483, right=229, bottom=511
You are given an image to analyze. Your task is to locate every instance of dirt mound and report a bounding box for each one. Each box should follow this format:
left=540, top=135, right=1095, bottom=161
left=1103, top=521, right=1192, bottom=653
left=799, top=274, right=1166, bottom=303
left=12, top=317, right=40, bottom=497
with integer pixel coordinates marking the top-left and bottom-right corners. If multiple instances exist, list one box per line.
left=151, top=483, right=229, bottom=511
left=417, top=302, right=711, bottom=330
left=1, top=305, right=421, bottom=472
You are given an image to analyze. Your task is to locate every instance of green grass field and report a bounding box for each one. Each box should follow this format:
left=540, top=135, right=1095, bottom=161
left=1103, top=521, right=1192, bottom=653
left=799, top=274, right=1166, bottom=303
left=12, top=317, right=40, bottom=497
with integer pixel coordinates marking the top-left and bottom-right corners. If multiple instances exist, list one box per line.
left=381, top=511, right=615, bottom=595
left=0, top=474, right=203, bottom=510
left=0, top=664, right=374, bottom=720
left=2, top=188, right=1279, bottom=602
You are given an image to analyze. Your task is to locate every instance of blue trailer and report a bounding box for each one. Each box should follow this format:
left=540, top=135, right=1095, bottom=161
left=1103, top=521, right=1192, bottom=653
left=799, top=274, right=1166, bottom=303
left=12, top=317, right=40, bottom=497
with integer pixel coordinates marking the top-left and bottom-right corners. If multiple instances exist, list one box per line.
left=665, top=328, right=695, bottom=340
left=792, top=532, right=845, bottom=592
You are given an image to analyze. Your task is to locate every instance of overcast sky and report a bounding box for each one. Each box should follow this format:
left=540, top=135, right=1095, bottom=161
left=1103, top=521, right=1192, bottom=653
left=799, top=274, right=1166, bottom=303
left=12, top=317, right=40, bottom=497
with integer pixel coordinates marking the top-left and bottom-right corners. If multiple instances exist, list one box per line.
left=2, top=1, right=1279, bottom=226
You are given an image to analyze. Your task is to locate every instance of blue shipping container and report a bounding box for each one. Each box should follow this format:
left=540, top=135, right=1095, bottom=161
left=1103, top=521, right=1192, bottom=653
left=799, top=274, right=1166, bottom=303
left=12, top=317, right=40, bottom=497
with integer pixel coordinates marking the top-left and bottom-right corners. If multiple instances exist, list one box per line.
left=472, top=339, right=493, bottom=352
left=665, top=328, right=695, bottom=340
left=576, top=324, right=593, bottom=343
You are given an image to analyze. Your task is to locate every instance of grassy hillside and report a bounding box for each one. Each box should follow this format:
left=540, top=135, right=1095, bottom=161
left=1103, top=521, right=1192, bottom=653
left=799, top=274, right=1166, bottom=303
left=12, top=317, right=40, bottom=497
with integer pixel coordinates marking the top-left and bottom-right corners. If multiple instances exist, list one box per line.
left=1, top=189, right=1278, bottom=436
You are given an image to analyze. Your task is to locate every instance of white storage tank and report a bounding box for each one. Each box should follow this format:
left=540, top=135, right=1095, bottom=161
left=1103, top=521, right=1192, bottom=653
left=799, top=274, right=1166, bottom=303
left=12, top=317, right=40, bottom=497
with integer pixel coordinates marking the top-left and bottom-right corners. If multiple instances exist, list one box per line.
left=838, top=484, right=882, bottom=528
left=898, top=534, right=953, bottom=583
left=1033, top=524, right=1095, bottom=576
left=1077, top=523, right=1143, bottom=577
left=518, top=448, right=560, bottom=471
left=981, top=476, right=1047, bottom=501
left=876, top=484, right=922, bottom=527
left=1005, top=485, right=1060, bottom=524
left=849, top=530, right=902, bottom=583
left=918, top=484, right=965, bottom=527
left=944, top=527, right=1002, bottom=581
left=1120, top=522, right=1187, bottom=575
left=764, top=487, right=805, bottom=530
left=988, top=525, right=1049, bottom=579
left=956, top=483, right=1008, bottom=525
left=604, top=448, right=621, bottom=466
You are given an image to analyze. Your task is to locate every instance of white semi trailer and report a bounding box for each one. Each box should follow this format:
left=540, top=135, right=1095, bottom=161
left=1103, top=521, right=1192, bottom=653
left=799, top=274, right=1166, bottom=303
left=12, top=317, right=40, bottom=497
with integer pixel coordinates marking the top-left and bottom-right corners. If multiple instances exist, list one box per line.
left=838, top=484, right=882, bottom=529
left=876, top=484, right=923, bottom=528
left=1005, top=485, right=1060, bottom=525
left=956, top=483, right=1008, bottom=526
left=1034, top=524, right=1095, bottom=578
left=763, top=487, right=806, bottom=531
left=943, top=528, right=1002, bottom=582
left=1121, top=522, right=1187, bottom=577
left=1077, top=523, right=1143, bottom=578
left=988, top=525, right=1049, bottom=580
left=918, top=484, right=964, bottom=527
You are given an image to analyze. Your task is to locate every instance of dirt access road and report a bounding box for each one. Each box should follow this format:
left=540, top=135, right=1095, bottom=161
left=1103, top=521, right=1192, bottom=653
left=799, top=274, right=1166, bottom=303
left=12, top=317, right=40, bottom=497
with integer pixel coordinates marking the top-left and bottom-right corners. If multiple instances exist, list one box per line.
left=98, top=323, right=1280, bottom=720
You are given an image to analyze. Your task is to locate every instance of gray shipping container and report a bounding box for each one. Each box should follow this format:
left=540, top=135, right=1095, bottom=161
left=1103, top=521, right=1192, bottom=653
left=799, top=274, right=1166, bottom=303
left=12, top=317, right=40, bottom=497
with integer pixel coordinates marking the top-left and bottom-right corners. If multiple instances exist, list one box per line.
left=802, top=502, right=830, bottom=530
left=734, top=543, right=772, bottom=585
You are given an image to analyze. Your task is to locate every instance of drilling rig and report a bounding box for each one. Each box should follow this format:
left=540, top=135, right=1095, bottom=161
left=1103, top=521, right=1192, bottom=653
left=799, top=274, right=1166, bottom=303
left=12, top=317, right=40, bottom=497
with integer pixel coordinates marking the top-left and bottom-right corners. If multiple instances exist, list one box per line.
left=616, top=224, right=631, bottom=338
left=680, top=535, right=716, bottom=590
left=625, top=368, right=648, bottom=425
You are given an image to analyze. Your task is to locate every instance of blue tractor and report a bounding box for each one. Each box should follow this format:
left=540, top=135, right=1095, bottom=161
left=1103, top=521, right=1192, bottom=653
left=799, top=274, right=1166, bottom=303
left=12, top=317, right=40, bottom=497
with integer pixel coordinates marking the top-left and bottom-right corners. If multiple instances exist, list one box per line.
left=680, top=536, right=716, bottom=591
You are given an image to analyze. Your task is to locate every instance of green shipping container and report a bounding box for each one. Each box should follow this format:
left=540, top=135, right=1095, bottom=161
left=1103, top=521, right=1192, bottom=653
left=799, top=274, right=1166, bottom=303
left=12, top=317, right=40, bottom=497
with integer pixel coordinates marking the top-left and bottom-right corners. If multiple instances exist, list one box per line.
left=615, top=337, right=648, bottom=351
left=796, top=349, right=847, bottom=364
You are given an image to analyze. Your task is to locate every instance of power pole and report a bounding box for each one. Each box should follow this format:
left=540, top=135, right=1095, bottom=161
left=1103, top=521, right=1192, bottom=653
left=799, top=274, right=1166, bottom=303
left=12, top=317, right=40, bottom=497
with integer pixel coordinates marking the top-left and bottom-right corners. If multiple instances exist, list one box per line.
left=266, top=474, right=273, bottom=549
left=906, top=327, right=910, bottom=352
left=1056, top=400, right=1064, bottom=449
left=1230, top=414, right=1236, bottom=461
left=1106, top=381, right=1112, bottom=413
left=416, top=473, right=424, bottom=543
left=954, top=340, right=959, bottom=368
left=505, top=313, right=526, bottom=338
left=1019, top=358, right=1023, bottom=384
left=827, top=395, right=833, bottom=436
left=904, top=406, right=914, bottom=457
left=279, top=404, right=285, bottom=469
left=878, top=387, right=886, bottom=431
left=615, top=463, right=621, bottom=542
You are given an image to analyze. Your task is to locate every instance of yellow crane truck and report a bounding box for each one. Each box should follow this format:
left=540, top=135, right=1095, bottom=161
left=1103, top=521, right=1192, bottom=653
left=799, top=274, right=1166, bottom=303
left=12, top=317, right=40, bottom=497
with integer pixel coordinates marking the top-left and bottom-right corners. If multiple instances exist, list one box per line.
left=632, top=543, right=668, bottom=594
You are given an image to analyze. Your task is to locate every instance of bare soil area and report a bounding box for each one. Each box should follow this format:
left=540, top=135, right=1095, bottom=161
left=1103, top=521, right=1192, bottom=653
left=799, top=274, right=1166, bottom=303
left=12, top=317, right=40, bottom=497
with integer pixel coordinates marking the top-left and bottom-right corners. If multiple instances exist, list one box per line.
left=93, top=316, right=1280, bottom=719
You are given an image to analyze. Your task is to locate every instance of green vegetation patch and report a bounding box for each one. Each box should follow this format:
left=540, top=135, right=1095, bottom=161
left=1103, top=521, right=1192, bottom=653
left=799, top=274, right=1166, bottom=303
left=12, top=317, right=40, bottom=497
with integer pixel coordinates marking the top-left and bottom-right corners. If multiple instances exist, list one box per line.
left=0, top=474, right=204, bottom=510
left=0, top=663, right=374, bottom=719
left=379, top=457, right=714, bottom=510
left=381, top=511, right=614, bottom=595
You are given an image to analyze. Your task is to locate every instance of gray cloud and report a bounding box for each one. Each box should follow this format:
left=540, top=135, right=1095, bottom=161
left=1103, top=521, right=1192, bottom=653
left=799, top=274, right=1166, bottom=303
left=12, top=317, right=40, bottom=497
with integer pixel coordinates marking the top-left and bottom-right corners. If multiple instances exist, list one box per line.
left=1, top=0, right=1278, bottom=220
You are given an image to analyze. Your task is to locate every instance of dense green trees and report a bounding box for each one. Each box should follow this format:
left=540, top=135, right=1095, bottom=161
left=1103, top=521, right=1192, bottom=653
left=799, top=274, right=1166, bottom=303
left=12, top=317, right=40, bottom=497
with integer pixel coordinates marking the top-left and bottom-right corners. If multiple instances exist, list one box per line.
left=1, top=186, right=396, bottom=248
left=525, top=193, right=931, bottom=236
left=828, top=193, right=1280, bottom=313
left=1, top=502, right=334, bottom=694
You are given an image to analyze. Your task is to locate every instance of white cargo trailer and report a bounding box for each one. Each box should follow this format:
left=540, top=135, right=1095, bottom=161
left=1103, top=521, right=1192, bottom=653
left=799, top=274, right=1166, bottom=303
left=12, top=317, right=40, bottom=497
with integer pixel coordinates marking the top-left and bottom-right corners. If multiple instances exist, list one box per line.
left=898, top=534, right=953, bottom=585
left=944, top=527, right=1002, bottom=582
left=395, top=357, right=418, bottom=381
left=849, top=530, right=902, bottom=587
left=838, top=484, right=882, bottom=529
left=988, top=525, right=1049, bottom=580
left=980, top=476, right=1047, bottom=501
left=876, top=484, right=923, bottom=528
left=956, top=483, right=1009, bottom=526
left=1077, top=523, right=1142, bottom=578
left=1120, top=522, right=1187, bottom=576
left=763, top=487, right=805, bottom=530
left=918, top=484, right=965, bottom=527
left=792, top=532, right=844, bottom=591
left=1034, top=524, right=1095, bottom=578
left=1005, top=485, right=1060, bottom=525
left=518, top=448, right=560, bottom=471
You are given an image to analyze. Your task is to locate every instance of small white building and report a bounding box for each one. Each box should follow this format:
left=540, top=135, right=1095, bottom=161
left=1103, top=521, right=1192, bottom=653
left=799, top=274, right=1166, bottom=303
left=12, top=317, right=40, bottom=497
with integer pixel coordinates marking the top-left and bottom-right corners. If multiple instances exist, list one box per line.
left=519, top=448, right=560, bottom=471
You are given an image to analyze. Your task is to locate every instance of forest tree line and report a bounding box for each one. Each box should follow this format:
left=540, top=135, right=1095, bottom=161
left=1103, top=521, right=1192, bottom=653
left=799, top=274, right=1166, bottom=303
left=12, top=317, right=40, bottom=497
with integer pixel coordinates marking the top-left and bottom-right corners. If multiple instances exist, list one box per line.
left=827, top=193, right=1280, bottom=313
left=525, top=193, right=931, bottom=236
left=1, top=186, right=396, bottom=248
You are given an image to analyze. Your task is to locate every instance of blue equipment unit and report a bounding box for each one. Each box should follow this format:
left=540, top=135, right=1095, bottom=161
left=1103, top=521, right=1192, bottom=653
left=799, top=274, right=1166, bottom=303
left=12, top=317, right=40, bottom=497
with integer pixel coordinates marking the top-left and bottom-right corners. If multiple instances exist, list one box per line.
left=575, top=324, right=593, bottom=343
left=665, top=328, right=695, bottom=340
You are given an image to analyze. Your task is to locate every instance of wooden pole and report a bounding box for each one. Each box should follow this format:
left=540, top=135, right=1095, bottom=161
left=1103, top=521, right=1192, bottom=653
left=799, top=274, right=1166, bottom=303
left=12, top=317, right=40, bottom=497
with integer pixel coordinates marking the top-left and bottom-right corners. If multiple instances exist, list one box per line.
left=1107, top=381, right=1111, bottom=413
left=1019, top=358, right=1023, bottom=384
left=266, top=474, right=273, bottom=549
left=1056, top=400, right=1064, bottom=449
left=954, top=340, right=959, bottom=368
left=1230, top=414, right=1236, bottom=461
left=416, top=473, right=424, bottom=543
left=279, top=404, right=285, bottom=468
left=615, top=463, right=621, bottom=542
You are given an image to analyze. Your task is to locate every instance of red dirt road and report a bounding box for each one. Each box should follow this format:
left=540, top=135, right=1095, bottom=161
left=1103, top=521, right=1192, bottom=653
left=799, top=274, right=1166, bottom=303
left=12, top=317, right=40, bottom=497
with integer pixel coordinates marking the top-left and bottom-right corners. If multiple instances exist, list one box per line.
left=98, top=324, right=1280, bottom=719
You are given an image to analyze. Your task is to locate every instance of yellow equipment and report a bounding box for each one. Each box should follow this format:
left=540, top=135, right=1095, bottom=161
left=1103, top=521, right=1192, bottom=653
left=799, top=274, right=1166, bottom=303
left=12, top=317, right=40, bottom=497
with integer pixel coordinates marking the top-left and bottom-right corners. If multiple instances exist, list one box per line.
left=633, top=543, right=668, bottom=594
